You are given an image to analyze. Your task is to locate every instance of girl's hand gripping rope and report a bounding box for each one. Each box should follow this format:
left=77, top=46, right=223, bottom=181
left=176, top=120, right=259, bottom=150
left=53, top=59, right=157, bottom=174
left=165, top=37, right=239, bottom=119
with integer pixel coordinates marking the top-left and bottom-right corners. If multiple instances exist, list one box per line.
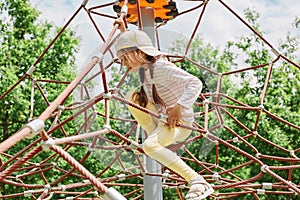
left=166, top=103, right=182, bottom=128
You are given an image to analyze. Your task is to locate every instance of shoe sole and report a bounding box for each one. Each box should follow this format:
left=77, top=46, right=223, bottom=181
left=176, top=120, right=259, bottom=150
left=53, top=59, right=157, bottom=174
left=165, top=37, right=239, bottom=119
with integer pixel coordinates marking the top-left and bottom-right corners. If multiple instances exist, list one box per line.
left=186, top=188, right=214, bottom=200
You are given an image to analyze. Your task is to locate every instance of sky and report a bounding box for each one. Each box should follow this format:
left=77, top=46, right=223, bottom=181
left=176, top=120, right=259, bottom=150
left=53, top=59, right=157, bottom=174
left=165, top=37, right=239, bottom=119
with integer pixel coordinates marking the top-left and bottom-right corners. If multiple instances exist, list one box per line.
left=29, top=0, right=300, bottom=68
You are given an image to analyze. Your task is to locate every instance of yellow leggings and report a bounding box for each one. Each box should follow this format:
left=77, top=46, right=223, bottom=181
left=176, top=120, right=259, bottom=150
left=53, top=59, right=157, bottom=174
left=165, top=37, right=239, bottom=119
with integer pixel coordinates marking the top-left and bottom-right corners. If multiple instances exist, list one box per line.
left=127, top=91, right=198, bottom=182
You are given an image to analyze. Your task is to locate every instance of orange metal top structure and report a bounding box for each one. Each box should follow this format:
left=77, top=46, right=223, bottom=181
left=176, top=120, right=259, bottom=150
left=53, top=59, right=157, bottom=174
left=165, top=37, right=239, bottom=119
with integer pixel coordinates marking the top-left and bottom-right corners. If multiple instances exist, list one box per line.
left=113, top=0, right=178, bottom=23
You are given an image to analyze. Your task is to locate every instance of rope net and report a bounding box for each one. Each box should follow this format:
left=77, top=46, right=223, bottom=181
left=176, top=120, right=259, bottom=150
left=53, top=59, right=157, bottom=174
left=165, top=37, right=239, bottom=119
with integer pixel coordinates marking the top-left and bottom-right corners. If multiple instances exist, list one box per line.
left=1, top=0, right=300, bottom=199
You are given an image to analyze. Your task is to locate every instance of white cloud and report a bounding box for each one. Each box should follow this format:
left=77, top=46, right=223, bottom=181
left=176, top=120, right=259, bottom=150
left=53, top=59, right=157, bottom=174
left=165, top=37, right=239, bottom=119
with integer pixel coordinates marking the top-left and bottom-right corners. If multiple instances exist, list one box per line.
left=30, top=0, right=300, bottom=66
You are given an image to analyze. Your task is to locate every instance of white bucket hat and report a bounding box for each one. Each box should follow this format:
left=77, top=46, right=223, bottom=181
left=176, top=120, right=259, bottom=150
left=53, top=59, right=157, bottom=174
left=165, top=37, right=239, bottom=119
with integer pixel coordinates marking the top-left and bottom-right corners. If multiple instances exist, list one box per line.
left=115, top=29, right=162, bottom=57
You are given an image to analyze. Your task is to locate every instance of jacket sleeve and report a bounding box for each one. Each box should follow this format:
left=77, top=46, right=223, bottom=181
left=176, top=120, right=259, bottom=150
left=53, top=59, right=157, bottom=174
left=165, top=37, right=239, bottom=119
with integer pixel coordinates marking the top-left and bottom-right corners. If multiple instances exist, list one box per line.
left=175, top=71, right=202, bottom=109
left=164, top=64, right=203, bottom=109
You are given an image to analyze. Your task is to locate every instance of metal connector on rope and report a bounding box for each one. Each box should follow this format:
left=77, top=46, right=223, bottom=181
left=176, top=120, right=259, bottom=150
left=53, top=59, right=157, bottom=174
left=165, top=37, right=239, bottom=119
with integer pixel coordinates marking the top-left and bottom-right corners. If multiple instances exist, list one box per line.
left=203, top=130, right=210, bottom=138
left=41, top=138, right=54, bottom=152
left=88, top=144, right=94, bottom=153
left=271, top=47, right=281, bottom=57
left=162, top=184, right=169, bottom=189
left=82, top=179, right=90, bottom=184
left=24, top=190, right=33, bottom=197
left=178, top=185, right=185, bottom=189
left=203, top=99, right=210, bottom=105
left=257, top=188, right=265, bottom=195
left=25, top=119, right=45, bottom=139
left=258, top=105, right=264, bottom=111
left=58, top=105, right=65, bottom=111
left=52, top=162, right=57, bottom=168
left=103, top=124, right=112, bottom=131
left=262, top=182, right=272, bottom=189
left=60, top=185, right=66, bottom=191
left=261, top=164, right=268, bottom=173
left=233, top=137, right=239, bottom=143
left=44, top=184, right=51, bottom=190
left=81, top=0, right=89, bottom=6
left=117, top=174, right=126, bottom=181
left=26, top=66, right=36, bottom=76
left=129, top=140, right=140, bottom=150
left=212, top=172, right=220, bottom=182
left=103, top=92, right=112, bottom=99
left=103, top=187, right=127, bottom=200
left=162, top=170, right=170, bottom=179
left=256, top=153, right=261, bottom=158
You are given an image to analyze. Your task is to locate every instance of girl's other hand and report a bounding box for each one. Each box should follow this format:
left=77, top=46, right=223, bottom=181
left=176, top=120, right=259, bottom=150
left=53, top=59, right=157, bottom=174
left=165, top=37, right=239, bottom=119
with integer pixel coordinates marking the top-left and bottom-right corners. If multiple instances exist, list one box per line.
left=114, top=18, right=126, bottom=32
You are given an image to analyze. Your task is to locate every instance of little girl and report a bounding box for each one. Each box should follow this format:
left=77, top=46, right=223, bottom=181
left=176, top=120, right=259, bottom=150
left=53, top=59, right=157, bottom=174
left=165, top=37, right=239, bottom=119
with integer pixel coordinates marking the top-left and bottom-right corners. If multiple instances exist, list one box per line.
left=114, top=19, right=214, bottom=200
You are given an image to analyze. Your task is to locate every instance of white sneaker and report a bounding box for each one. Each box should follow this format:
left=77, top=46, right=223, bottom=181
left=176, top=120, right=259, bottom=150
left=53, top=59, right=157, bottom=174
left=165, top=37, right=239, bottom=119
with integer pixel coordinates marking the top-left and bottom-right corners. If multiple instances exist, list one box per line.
left=185, top=176, right=214, bottom=200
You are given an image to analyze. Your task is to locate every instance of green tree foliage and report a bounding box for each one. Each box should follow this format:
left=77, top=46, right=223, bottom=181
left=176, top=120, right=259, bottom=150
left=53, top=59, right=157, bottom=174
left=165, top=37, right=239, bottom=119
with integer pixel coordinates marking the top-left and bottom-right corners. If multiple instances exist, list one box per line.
left=229, top=10, right=299, bottom=145
left=0, top=0, right=79, bottom=196
left=227, top=9, right=300, bottom=199
left=0, top=0, right=79, bottom=141
left=170, top=37, right=234, bottom=94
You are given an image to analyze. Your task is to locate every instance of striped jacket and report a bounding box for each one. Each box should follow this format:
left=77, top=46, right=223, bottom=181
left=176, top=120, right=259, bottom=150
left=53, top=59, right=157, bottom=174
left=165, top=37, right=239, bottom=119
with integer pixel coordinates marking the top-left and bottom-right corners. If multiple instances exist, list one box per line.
left=144, top=58, right=202, bottom=122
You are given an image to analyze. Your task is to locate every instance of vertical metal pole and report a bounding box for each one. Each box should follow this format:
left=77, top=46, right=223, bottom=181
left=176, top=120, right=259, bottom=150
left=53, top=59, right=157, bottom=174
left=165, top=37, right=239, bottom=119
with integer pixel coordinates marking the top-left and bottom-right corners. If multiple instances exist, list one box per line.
left=141, top=7, right=163, bottom=200
left=142, top=130, right=163, bottom=200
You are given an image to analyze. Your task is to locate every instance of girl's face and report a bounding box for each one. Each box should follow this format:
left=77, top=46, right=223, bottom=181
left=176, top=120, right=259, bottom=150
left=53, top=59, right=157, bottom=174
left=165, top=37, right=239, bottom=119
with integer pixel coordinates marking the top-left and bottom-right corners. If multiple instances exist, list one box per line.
left=120, top=50, right=148, bottom=72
